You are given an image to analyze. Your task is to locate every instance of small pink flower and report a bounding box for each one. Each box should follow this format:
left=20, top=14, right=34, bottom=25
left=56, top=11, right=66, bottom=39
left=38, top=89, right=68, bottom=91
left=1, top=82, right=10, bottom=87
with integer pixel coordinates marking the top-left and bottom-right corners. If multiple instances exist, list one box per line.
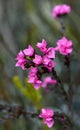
left=16, top=59, right=27, bottom=70
left=43, top=56, right=56, bottom=72
left=23, top=45, right=34, bottom=56
left=33, top=54, right=43, bottom=65
left=52, top=4, right=71, bottom=18
left=36, top=39, right=47, bottom=53
left=39, top=108, right=54, bottom=119
left=33, top=79, right=42, bottom=90
left=28, top=68, right=42, bottom=90
left=46, top=47, right=55, bottom=59
left=43, top=118, right=54, bottom=128
left=28, top=75, right=42, bottom=90
left=42, top=76, right=57, bottom=88
left=28, top=74, right=38, bottom=83
left=43, top=56, right=50, bottom=65
left=45, top=60, right=56, bottom=72
left=16, top=50, right=24, bottom=60
left=39, top=108, right=54, bottom=128
left=56, top=37, right=72, bottom=55
left=29, top=67, right=38, bottom=75
left=15, top=50, right=27, bottom=70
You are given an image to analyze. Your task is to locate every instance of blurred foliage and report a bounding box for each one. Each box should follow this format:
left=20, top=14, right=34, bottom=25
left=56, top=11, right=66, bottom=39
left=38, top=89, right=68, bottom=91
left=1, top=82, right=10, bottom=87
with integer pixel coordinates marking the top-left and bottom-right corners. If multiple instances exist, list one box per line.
left=13, top=76, right=42, bottom=109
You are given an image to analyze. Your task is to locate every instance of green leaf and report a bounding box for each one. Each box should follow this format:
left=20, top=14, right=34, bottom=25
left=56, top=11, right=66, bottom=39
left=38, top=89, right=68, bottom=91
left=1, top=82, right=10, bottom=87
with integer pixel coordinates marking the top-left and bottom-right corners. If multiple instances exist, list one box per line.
left=13, top=76, right=42, bottom=109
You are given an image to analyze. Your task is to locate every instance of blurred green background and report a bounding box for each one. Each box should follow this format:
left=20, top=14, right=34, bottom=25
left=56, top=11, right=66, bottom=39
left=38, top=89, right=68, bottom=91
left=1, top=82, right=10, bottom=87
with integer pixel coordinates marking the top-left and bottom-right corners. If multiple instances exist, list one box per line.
left=0, top=0, right=80, bottom=130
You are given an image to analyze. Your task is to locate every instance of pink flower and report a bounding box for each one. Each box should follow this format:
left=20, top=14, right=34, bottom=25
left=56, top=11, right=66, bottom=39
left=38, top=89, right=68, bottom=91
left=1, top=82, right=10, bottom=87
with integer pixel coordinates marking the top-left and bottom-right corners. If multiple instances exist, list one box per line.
left=28, top=74, right=42, bottom=90
left=36, top=39, right=47, bottom=53
left=33, top=54, right=43, bottom=65
left=43, top=118, right=54, bottom=128
left=42, top=76, right=57, bottom=88
left=56, top=37, right=72, bottom=55
left=16, top=50, right=24, bottom=60
left=46, top=47, right=55, bottom=59
left=15, top=50, right=27, bottom=70
left=52, top=4, right=71, bottom=18
left=23, top=45, right=34, bottom=56
left=39, top=108, right=54, bottom=128
left=39, top=108, right=54, bottom=118
left=43, top=56, right=56, bottom=72
left=33, top=79, right=42, bottom=90
left=16, top=59, right=27, bottom=70
left=29, top=67, right=38, bottom=75
left=43, top=56, right=50, bottom=65
left=28, top=68, right=42, bottom=90
left=28, top=74, right=38, bottom=83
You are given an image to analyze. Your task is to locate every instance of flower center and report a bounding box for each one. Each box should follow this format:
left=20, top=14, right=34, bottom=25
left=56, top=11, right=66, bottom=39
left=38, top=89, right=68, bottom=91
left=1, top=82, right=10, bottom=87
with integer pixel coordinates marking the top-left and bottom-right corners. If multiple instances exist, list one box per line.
left=48, top=62, right=52, bottom=67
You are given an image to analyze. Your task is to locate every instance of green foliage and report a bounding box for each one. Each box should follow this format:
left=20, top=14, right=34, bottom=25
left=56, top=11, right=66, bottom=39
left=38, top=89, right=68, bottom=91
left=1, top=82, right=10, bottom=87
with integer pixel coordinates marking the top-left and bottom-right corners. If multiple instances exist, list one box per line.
left=13, top=76, right=42, bottom=109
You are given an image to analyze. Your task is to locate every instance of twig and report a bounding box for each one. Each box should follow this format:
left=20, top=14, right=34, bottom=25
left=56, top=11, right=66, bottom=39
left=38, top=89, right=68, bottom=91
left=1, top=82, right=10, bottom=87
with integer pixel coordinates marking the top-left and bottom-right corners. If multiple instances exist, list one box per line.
left=52, top=68, right=69, bottom=102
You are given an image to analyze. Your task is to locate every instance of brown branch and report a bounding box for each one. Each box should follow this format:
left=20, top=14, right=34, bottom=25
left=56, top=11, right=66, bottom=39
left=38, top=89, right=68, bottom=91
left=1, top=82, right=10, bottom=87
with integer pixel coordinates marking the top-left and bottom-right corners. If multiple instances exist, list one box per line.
left=52, top=68, right=69, bottom=102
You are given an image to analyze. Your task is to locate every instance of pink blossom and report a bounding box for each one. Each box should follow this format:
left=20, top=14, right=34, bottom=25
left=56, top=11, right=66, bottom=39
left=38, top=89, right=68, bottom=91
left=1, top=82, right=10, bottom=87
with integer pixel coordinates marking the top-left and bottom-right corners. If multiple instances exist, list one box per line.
left=43, top=56, right=50, bottom=65
left=15, top=50, right=27, bottom=70
left=28, top=68, right=42, bottom=90
left=43, top=118, right=54, bottom=128
left=39, top=108, right=54, bottom=128
left=28, top=74, right=42, bottom=90
left=23, top=45, right=34, bottom=56
left=45, top=60, right=56, bottom=72
left=16, top=59, right=27, bottom=70
left=29, top=67, right=38, bottom=75
left=56, top=37, right=72, bottom=55
left=43, top=56, right=56, bottom=72
left=46, top=47, right=55, bottom=59
left=33, top=79, right=42, bottom=90
left=28, top=67, right=38, bottom=83
left=16, top=50, right=24, bottom=60
left=33, top=54, right=43, bottom=65
left=42, top=76, right=57, bottom=88
left=52, top=4, right=71, bottom=18
left=36, top=39, right=47, bottom=53
left=39, top=108, right=54, bottom=118
left=28, top=74, right=38, bottom=83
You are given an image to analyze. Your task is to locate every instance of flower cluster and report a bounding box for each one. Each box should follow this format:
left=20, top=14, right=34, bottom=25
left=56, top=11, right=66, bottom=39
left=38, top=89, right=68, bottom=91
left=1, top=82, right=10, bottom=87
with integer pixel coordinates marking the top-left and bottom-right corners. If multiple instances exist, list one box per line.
left=15, top=3, right=73, bottom=128
left=15, top=37, right=72, bottom=90
left=52, top=4, right=71, bottom=18
left=39, top=108, right=54, bottom=128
